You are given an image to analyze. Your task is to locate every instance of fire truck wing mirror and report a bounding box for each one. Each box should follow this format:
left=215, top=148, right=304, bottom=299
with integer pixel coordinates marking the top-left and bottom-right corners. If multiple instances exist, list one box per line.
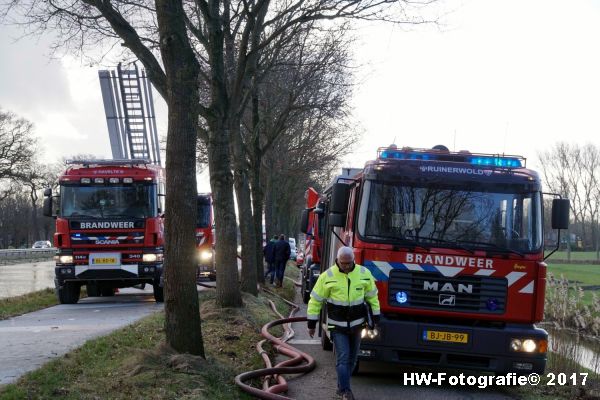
left=330, top=183, right=350, bottom=214
left=329, top=212, right=346, bottom=227
left=43, top=188, right=52, bottom=197
left=551, top=198, right=570, bottom=230
left=300, top=209, right=309, bottom=234
left=43, top=197, right=53, bottom=217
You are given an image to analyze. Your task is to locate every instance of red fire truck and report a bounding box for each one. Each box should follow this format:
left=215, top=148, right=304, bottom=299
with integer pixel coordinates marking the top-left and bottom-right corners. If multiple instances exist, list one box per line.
left=300, top=169, right=361, bottom=304
left=300, top=187, right=322, bottom=303
left=43, top=159, right=165, bottom=304
left=300, top=145, right=570, bottom=374
left=196, top=193, right=216, bottom=281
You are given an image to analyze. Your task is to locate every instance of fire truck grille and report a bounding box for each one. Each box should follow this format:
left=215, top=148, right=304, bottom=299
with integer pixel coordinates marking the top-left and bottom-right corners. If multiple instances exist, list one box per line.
left=70, top=232, right=145, bottom=246
left=388, top=270, right=507, bottom=314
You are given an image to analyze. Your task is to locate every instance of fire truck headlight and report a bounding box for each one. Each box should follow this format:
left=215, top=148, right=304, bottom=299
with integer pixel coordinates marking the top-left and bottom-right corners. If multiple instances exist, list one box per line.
left=361, top=328, right=379, bottom=340
left=510, top=338, right=546, bottom=353
left=200, top=250, right=213, bottom=262
left=522, top=339, right=537, bottom=353
left=58, top=255, right=73, bottom=264
left=142, top=253, right=158, bottom=263
left=510, top=339, right=522, bottom=351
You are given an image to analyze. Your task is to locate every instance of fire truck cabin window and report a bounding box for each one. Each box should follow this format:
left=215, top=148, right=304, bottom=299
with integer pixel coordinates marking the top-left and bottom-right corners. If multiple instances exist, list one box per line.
left=60, top=183, right=157, bottom=219
left=357, top=180, right=542, bottom=253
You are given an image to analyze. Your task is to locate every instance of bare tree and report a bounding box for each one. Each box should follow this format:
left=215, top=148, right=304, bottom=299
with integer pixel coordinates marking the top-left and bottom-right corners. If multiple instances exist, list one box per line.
left=0, top=108, right=37, bottom=188
left=538, top=142, right=600, bottom=259
left=243, top=25, right=358, bottom=281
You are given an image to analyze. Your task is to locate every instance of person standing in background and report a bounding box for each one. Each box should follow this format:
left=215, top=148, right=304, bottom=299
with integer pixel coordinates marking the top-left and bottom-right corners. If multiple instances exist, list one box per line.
left=273, top=234, right=291, bottom=287
left=263, top=235, right=278, bottom=284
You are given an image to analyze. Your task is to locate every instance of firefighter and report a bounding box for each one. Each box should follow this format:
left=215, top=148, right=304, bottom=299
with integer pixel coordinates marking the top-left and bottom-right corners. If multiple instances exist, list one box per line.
left=307, top=246, right=380, bottom=400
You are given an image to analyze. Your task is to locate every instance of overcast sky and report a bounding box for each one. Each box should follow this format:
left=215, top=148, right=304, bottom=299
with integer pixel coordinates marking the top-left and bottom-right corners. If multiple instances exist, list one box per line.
left=1, top=0, right=600, bottom=191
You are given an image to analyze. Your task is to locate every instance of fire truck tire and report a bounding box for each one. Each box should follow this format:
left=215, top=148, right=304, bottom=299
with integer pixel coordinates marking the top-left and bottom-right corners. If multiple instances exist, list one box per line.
left=58, top=282, right=80, bottom=304
left=153, top=283, right=164, bottom=302
left=351, top=361, right=360, bottom=376
left=101, top=287, right=115, bottom=296
left=86, top=283, right=101, bottom=297
left=301, top=274, right=310, bottom=304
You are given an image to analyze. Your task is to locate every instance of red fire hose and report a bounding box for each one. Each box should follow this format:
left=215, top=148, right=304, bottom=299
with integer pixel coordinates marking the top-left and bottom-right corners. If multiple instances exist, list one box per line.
left=234, top=284, right=316, bottom=399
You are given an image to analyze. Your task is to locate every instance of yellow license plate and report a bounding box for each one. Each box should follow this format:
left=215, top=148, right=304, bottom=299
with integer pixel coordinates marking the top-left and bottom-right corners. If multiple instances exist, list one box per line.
left=92, top=257, right=117, bottom=265
left=424, top=330, right=468, bottom=344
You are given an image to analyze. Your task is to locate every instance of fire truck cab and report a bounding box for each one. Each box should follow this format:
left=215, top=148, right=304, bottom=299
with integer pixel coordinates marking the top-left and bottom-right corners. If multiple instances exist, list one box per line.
left=43, top=159, right=165, bottom=304
left=301, top=145, right=570, bottom=374
left=196, top=193, right=216, bottom=281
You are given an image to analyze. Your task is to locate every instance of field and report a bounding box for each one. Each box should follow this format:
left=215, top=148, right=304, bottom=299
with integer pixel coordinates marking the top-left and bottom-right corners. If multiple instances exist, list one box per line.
left=546, top=251, right=600, bottom=261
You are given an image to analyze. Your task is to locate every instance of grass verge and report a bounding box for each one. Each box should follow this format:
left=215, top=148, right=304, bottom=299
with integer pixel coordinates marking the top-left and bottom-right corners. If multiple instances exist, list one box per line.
left=0, top=286, right=297, bottom=399
left=500, top=351, right=600, bottom=400
left=0, top=288, right=57, bottom=320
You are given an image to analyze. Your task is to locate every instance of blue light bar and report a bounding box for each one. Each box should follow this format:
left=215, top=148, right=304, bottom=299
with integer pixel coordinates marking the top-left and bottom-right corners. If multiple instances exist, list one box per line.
left=378, top=147, right=525, bottom=168
left=469, top=157, right=522, bottom=168
left=380, top=151, right=430, bottom=161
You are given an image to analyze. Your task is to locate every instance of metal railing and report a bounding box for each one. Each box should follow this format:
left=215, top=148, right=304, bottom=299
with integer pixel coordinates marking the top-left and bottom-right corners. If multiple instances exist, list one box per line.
left=0, top=249, right=55, bottom=265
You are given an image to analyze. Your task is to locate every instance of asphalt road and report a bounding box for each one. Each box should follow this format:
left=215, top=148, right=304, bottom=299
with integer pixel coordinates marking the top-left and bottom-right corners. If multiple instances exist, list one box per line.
left=283, top=274, right=515, bottom=400
left=0, top=287, right=164, bottom=385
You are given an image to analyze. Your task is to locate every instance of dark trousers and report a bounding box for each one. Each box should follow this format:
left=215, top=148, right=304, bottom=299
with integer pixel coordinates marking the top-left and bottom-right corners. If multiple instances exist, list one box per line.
left=275, top=260, right=287, bottom=284
left=331, top=329, right=362, bottom=393
left=264, top=262, right=276, bottom=283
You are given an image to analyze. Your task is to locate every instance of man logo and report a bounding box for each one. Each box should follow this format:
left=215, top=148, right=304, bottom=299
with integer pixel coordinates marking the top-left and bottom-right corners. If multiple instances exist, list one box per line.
left=423, top=281, right=473, bottom=294
left=439, top=294, right=456, bottom=306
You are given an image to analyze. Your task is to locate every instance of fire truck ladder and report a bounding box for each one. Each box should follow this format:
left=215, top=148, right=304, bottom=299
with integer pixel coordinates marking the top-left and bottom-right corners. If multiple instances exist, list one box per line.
left=117, top=64, right=157, bottom=163
left=99, top=63, right=161, bottom=165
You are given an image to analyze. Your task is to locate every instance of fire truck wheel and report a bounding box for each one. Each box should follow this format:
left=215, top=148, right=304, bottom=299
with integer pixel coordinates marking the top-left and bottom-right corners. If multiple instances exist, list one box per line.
left=301, top=275, right=310, bottom=304
left=153, top=283, right=164, bottom=302
left=101, top=287, right=115, bottom=296
left=58, top=282, right=80, bottom=304
left=86, top=283, right=100, bottom=297
left=351, top=361, right=360, bottom=376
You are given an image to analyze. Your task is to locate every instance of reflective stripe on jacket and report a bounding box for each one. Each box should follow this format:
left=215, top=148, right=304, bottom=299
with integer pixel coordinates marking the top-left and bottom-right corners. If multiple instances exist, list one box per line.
left=307, top=263, right=380, bottom=331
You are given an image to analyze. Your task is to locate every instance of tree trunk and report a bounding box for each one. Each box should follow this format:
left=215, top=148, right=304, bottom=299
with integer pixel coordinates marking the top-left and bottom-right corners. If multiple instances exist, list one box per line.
left=264, top=165, right=275, bottom=239
left=250, top=92, right=265, bottom=284
left=231, top=119, right=258, bottom=295
left=251, top=158, right=265, bottom=284
left=30, top=189, right=39, bottom=241
left=208, top=118, right=244, bottom=307
left=156, top=0, right=204, bottom=356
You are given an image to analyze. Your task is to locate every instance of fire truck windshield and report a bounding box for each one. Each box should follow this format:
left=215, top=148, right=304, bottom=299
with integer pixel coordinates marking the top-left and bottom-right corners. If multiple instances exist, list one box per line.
left=60, top=183, right=157, bottom=219
left=197, top=201, right=211, bottom=228
left=357, top=180, right=543, bottom=253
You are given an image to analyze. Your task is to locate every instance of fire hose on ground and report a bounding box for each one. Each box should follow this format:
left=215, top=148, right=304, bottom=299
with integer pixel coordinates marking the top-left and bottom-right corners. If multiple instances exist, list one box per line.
left=234, top=281, right=316, bottom=399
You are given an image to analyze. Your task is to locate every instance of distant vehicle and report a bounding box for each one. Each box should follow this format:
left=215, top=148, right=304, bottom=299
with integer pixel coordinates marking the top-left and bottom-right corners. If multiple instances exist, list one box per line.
left=289, top=239, right=297, bottom=261
left=295, top=251, right=304, bottom=267
left=32, top=240, right=52, bottom=249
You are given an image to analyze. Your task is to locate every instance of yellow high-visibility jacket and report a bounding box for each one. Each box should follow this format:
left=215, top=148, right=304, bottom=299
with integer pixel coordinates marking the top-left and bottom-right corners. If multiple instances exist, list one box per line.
left=307, top=263, right=380, bottom=331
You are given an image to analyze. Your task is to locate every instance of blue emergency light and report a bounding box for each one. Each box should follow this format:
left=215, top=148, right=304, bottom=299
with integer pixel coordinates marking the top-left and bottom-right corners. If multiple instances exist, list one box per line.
left=380, top=151, right=430, bottom=161
left=378, top=146, right=524, bottom=169
left=469, top=157, right=522, bottom=168
left=396, top=291, right=408, bottom=304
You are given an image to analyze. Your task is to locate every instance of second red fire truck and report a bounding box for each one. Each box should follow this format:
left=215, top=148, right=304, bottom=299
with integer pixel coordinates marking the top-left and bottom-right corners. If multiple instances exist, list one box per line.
left=300, top=145, right=570, bottom=374
left=196, top=193, right=216, bottom=281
